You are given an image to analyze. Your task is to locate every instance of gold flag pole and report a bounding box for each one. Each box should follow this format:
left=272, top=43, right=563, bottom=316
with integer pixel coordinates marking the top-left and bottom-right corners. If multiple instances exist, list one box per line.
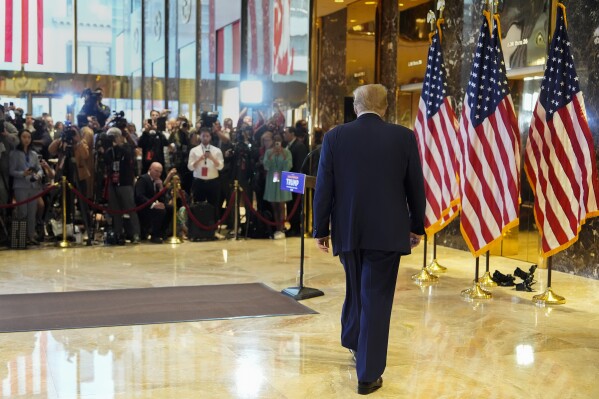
left=167, top=175, right=182, bottom=244
left=412, top=234, right=439, bottom=284
left=533, top=256, right=565, bottom=305
left=426, top=233, right=447, bottom=274
left=479, top=250, right=497, bottom=286
left=461, top=257, right=492, bottom=299
left=58, top=176, right=71, bottom=248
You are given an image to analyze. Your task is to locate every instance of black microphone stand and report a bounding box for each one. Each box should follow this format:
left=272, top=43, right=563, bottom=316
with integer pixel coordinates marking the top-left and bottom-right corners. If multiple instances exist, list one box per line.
left=282, top=148, right=324, bottom=301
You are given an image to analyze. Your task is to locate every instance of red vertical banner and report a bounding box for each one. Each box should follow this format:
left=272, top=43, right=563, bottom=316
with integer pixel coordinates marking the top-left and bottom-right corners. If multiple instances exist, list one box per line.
left=21, top=0, right=28, bottom=64
left=208, top=0, right=215, bottom=73
left=248, top=0, right=257, bottom=73
left=232, top=20, right=240, bottom=74
left=262, top=0, right=271, bottom=75
left=36, top=0, right=42, bottom=64
left=5, top=0, right=14, bottom=62
left=216, top=28, right=224, bottom=74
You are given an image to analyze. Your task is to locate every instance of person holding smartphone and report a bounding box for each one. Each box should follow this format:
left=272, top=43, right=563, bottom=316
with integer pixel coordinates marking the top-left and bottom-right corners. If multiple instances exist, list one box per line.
left=262, top=134, right=292, bottom=239
left=188, top=127, right=224, bottom=223
left=9, top=130, right=44, bottom=245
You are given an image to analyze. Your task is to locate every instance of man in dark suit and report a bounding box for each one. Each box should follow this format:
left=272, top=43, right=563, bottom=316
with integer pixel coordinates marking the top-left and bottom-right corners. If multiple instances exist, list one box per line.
left=134, top=162, right=177, bottom=243
left=284, top=126, right=309, bottom=236
left=313, top=84, right=425, bottom=395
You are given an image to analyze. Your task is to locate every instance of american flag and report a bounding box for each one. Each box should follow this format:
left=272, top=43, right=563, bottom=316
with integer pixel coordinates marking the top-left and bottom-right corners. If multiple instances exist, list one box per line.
left=1, top=0, right=44, bottom=64
left=414, top=32, right=460, bottom=235
left=457, top=12, right=520, bottom=256
left=524, top=4, right=599, bottom=257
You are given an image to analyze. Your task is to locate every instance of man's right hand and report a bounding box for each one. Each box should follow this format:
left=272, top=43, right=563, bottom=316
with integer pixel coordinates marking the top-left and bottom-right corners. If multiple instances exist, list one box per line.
left=315, top=236, right=330, bottom=253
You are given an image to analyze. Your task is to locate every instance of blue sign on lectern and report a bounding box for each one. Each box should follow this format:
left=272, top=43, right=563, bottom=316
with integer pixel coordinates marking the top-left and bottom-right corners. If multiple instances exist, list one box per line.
left=280, top=172, right=306, bottom=194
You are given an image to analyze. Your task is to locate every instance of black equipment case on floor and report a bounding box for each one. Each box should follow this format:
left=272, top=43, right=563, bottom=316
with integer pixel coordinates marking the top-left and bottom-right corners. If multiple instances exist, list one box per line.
left=187, top=202, right=216, bottom=241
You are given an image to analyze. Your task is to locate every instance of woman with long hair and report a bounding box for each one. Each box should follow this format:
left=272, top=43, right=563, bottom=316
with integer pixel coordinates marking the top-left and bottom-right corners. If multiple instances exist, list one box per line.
left=9, top=130, right=44, bottom=245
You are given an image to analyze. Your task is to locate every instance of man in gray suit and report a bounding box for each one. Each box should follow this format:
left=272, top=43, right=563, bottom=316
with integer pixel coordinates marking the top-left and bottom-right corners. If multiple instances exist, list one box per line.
left=313, top=84, right=426, bottom=395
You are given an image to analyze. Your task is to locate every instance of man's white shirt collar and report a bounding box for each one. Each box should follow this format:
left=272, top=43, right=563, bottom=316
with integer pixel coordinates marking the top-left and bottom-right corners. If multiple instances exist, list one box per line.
left=357, top=111, right=382, bottom=118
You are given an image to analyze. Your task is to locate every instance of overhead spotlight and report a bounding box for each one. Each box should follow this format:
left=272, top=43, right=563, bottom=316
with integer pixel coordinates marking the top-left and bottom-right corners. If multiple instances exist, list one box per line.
left=63, top=94, right=74, bottom=104
left=240, top=80, right=263, bottom=104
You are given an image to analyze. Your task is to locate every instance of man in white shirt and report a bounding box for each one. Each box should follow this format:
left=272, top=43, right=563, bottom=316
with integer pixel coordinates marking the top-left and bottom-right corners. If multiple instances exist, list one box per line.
left=188, top=127, right=224, bottom=221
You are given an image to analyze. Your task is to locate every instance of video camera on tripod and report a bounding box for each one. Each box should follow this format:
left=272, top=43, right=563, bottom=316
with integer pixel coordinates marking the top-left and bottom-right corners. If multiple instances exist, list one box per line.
left=200, top=111, right=219, bottom=128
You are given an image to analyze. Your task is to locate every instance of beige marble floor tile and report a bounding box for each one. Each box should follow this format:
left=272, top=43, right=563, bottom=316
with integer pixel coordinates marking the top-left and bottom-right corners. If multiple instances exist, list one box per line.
left=0, top=239, right=598, bottom=398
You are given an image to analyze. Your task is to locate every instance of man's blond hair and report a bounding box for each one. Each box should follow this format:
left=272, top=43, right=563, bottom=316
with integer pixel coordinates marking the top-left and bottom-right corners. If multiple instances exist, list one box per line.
left=353, top=84, right=388, bottom=116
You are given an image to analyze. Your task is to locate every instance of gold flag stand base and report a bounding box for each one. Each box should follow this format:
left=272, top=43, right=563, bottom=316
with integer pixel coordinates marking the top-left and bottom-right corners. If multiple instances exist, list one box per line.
left=478, top=271, right=497, bottom=287
left=532, top=287, right=566, bottom=305
left=58, top=240, right=71, bottom=248
left=412, top=268, right=439, bottom=284
left=167, top=237, right=182, bottom=245
left=426, top=258, right=447, bottom=274
left=461, top=281, right=492, bottom=299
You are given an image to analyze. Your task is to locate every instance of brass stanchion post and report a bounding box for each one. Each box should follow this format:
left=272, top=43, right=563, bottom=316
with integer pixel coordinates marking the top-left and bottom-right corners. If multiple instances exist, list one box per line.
left=412, top=234, right=439, bottom=284
left=232, top=180, right=240, bottom=240
left=58, top=176, right=71, bottom=248
left=479, top=250, right=497, bottom=287
left=167, top=175, right=182, bottom=244
left=533, top=256, right=565, bottom=305
left=426, top=233, right=447, bottom=274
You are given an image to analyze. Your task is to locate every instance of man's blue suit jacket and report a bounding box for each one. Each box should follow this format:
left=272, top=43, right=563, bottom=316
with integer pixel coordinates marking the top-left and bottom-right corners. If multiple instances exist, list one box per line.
left=313, top=113, right=426, bottom=256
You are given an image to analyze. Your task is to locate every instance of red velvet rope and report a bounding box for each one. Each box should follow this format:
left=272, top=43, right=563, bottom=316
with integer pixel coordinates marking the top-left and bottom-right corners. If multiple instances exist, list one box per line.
left=70, top=184, right=170, bottom=215
left=180, top=190, right=236, bottom=231
left=0, top=184, right=59, bottom=208
left=241, top=190, right=302, bottom=227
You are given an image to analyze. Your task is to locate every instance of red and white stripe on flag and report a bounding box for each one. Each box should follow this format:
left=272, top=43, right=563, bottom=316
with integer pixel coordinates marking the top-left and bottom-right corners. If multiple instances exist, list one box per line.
left=0, top=0, right=44, bottom=65
left=524, top=4, right=599, bottom=257
left=216, top=21, right=241, bottom=75
left=457, top=13, right=520, bottom=257
left=248, top=0, right=272, bottom=76
left=414, top=32, right=460, bottom=235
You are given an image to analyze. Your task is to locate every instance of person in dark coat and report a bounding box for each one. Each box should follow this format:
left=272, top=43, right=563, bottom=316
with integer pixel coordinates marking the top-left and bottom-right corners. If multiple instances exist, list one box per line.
left=283, top=126, right=308, bottom=236
left=135, top=162, right=177, bottom=243
left=312, top=84, right=426, bottom=395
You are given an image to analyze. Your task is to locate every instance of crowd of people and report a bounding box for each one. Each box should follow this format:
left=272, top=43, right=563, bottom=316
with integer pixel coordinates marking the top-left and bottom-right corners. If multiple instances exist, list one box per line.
left=0, top=90, right=324, bottom=248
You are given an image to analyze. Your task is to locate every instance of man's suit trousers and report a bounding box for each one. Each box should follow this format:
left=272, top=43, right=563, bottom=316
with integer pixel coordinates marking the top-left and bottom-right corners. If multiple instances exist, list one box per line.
left=339, top=249, right=401, bottom=382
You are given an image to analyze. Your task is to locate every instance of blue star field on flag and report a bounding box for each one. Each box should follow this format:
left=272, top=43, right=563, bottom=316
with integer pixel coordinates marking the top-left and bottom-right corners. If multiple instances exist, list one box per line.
left=466, top=16, right=510, bottom=127
left=539, top=7, right=580, bottom=121
left=422, top=33, right=448, bottom=117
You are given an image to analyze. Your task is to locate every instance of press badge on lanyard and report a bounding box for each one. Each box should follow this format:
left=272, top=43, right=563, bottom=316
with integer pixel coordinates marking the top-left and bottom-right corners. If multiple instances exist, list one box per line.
left=273, top=171, right=280, bottom=183
left=201, top=166, right=209, bottom=177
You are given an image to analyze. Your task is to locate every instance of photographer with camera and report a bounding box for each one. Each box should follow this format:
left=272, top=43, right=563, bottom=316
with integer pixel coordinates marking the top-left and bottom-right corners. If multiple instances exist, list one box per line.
left=2, top=102, right=24, bottom=133
left=104, top=127, right=141, bottom=245
left=0, top=118, right=18, bottom=228
left=138, top=110, right=170, bottom=176
left=168, top=116, right=192, bottom=193
left=48, top=123, right=92, bottom=243
left=77, top=87, right=111, bottom=128
left=29, top=117, right=52, bottom=161
left=9, top=130, right=44, bottom=245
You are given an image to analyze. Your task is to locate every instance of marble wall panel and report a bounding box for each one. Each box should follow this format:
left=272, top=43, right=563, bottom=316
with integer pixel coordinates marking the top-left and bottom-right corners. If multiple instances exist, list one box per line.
left=378, top=0, right=399, bottom=123
left=317, top=10, right=347, bottom=131
left=551, top=1, right=599, bottom=279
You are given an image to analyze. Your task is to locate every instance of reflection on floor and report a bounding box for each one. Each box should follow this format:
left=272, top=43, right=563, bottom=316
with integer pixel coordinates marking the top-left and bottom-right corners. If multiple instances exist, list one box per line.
left=1, top=239, right=598, bottom=398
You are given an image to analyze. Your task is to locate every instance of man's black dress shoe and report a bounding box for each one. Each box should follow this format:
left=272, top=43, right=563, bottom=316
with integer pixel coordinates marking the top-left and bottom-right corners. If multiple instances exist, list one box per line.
left=357, top=377, right=383, bottom=395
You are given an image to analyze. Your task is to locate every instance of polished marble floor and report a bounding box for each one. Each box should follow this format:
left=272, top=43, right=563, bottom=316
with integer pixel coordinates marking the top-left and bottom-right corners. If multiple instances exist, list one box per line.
left=0, top=238, right=598, bottom=399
